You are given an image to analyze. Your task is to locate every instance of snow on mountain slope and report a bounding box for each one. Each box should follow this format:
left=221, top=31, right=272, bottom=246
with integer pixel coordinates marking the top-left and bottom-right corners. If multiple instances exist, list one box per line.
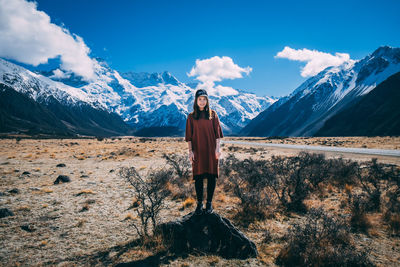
left=0, top=58, right=98, bottom=107
left=1, top=57, right=277, bottom=135
left=240, top=46, right=400, bottom=137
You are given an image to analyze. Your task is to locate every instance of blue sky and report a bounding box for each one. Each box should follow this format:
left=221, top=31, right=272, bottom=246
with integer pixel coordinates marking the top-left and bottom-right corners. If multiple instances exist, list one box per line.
left=4, top=0, right=400, bottom=97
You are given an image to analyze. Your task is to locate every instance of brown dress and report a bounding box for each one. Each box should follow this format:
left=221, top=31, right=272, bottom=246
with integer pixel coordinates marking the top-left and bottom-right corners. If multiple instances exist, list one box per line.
left=185, top=109, right=224, bottom=180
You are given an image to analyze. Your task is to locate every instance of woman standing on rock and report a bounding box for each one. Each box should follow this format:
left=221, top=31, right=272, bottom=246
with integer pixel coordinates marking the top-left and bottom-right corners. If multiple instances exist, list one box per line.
left=185, top=89, right=224, bottom=215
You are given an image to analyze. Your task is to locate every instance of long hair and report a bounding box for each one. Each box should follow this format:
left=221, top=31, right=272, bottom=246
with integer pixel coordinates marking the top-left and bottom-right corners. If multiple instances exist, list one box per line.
left=191, top=95, right=213, bottom=120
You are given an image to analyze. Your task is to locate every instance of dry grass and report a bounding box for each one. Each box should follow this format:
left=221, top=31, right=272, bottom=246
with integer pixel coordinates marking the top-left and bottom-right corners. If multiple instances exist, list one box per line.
left=124, top=213, right=136, bottom=220
left=42, top=188, right=53, bottom=193
left=16, top=205, right=31, bottom=211
left=182, top=197, right=196, bottom=209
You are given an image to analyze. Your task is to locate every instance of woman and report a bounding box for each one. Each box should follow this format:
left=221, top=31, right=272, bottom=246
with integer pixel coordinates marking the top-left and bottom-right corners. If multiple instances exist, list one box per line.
left=185, top=89, right=224, bottom=215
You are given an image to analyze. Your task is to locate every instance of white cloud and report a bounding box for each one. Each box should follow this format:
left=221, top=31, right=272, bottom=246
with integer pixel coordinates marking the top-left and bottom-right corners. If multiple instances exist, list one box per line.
left=50, top=69, right=71, bottom=79
left=0, top=0, right=97, bottom=80
left=187, top=56, right=252, bottom=94
left=275, top=46, right=353, bottom=77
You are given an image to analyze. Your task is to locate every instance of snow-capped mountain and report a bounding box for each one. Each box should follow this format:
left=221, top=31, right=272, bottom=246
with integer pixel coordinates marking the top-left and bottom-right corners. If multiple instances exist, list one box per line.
left=315, top=71, right=400, bottom=136
left=121, top=71, right=183, bottom=88
left=0, top=57, right=277, bottom=136
left=240, top=46, right=400, bottom=137
left=0, top=58, right=133, bottom=137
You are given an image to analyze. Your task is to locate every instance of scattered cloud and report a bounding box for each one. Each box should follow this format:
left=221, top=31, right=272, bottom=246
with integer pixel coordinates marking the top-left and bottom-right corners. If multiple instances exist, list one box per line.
left=0, top=0, right=97, bottom=80
left=50, top=69, right=72, bottom=79
left=275, top=46, right=353, bottom=77
left=187, top=56, right=252, bottom=95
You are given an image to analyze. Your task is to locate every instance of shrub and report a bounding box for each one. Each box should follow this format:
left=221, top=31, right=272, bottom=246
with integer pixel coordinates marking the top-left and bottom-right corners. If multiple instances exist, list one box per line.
left=327, top=157, right=358, bottom=187
left=355, top=158, right=397, bottom=212
left=221, top=154, right=273, bottom=224
left=382, top=165, right=400, bottom=235
left=119, top=166, right=171, bottom=240
left=296, top=152, right=330, bottom=191
left=221, top=152, right=331, bottom=214
left=348, top=193, right=371, bottom=233
left=162, top=153, right=191, bottom=180
left=267, top=153, right=326, bottom=213
left=162, top=153, right=193, bottom=199
left=276, top=207, right=373, bottom=267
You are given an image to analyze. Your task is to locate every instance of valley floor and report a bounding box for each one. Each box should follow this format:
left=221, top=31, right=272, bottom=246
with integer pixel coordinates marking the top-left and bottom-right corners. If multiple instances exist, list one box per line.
left=0, top=137, right=399, bottom=266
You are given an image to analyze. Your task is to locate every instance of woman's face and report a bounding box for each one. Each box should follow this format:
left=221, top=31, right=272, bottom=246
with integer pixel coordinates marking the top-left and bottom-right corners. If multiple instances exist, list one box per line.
left=197, top=96, right=207, bottom=110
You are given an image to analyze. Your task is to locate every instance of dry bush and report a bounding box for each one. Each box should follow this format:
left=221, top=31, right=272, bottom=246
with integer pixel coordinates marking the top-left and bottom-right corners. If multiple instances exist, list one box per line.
left=162, top=153, right=193, bottom=200
left=266, top=152, right=330, bottom=213
left=348, top=193, right=372, bottom=233
left=326, top=157, right=358, bottom=188
left=220, top=152, right=332, bottom=216
left=119, top=166, right=171, bottom=241
left=355, top=158, right=397, bottom=212
left=382, top=165, right=400, bottom=235
left=294, top=152, right=330, bottom=192
left=385, top=213, right=400, bottom=236
left=220, top=154, right=273, bottom=224
left=162, top=153, right=191, bottom=180
left=276, top=207, right=374, bottom=267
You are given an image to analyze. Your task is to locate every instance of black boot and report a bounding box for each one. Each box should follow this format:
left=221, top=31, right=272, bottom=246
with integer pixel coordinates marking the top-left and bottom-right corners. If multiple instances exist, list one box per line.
left=205, top=201, right=213, bottom=214
left=195, top=201, right=203, bottom=215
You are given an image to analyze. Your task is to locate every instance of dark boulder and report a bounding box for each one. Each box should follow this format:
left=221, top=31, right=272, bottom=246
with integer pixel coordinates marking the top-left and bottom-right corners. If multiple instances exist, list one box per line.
left=8, top=188, right=20, bottom=194
left=0, top=208, right=14, bottom=218
left=54, top=175, right=71, bottom=184
left=21, top=224, right=35, bottom=232
left=157, top=211, right=258, bottom=259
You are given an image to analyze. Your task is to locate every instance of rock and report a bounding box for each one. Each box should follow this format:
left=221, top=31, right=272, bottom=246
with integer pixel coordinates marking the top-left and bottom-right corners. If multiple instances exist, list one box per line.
left=85, top=199, right=96, bottom=204
left=8, top=188, right=20, bottom=194
left=56, top=163, right=66, bottom=167
left=80, top=175, right=89, bottom=178
left=22, top=171, right=30, bottom=175
left=39, top=214, right=60, bottom=221
left=79, top=205, right=89, bottom=212
left=157, top=212, right=258, bottom=259
left=54, top=175, right=71, bottom=184
left=0, top=208, right=14, bottom=218
left=29, top=187, right=41, bottom=191
left=21, top=224, right=35, bottom=232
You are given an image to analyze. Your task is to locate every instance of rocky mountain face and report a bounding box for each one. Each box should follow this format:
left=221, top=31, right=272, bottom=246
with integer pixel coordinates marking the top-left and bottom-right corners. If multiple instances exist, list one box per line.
left=315, top=71, right=400, bottom=136
left=240, top=46, right=400, bottom=137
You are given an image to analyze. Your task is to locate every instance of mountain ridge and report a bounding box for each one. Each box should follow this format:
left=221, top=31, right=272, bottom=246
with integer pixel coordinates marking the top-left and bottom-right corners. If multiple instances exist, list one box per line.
left=240, top=46, right=400, bottom=137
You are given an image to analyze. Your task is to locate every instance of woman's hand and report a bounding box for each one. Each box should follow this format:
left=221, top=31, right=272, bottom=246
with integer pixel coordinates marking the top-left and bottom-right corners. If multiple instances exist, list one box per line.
left=215, top=150, right=221, bottom=160
left=189, top=150, right=195, bottom=163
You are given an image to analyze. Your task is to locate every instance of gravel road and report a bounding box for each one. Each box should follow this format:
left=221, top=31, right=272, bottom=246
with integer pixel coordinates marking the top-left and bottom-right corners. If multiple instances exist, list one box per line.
left=222, top=140, right=400, bottom=157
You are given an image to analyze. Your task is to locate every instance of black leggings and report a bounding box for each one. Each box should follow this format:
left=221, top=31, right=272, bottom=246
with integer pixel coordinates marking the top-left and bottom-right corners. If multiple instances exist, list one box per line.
left=195, top=176, right=216, bottom=203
